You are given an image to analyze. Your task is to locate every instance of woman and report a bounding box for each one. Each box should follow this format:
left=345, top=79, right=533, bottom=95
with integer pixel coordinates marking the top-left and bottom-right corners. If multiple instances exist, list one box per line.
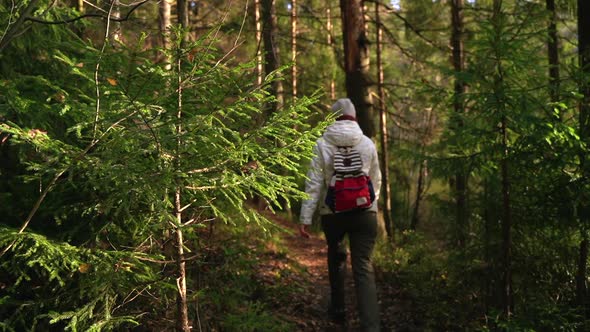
left=299, top=98, right=382, bottom=332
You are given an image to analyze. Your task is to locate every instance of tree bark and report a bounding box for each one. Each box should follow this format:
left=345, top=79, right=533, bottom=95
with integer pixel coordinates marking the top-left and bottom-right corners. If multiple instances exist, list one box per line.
left=576, top=0, right=590, bottom=310
left=177, top=0, right=189, bottom=45
left=451, top=0, right=468, bottom=248
left=255, top=0, right=263, bottom=86
left=490, top=0, right=513, bottom=317
left=340, top=0, right=374, bottom=138
left=159, top=0, right=172, bottom=69
left=261, top=0, right=284, bottom=113
left=159, top=0, right=171, bottom=50
left=375, top=1, right=393, bottom=241
left=327, top=1, right=335, bottom=100
left=174, top=44, right=190, bottom=332
left=547, top=0, right=560, bottom=103
left=291, top=0, right=297, bottom=100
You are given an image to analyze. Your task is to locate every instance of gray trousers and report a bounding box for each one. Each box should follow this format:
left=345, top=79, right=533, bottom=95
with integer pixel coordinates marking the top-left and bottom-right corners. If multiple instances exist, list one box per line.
left=321, top=210, right=380, bottom=332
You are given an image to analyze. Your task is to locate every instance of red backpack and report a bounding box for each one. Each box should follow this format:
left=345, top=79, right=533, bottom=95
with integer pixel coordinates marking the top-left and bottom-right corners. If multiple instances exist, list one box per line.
left=325, top=146, right=375, bottom=213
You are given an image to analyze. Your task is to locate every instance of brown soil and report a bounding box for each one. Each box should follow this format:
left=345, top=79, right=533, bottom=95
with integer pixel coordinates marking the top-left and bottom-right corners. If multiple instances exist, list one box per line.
left=262, top=213, right=405, bottom=332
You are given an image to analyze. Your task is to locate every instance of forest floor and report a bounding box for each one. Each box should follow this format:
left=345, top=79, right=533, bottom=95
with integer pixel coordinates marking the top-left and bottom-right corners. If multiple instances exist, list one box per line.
left=258, top=212, right=414, bottom=332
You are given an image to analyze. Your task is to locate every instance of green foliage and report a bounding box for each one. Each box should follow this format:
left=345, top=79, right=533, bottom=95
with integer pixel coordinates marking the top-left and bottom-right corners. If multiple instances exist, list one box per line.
left=0, top=21, right=328, bottom=330
left=374, top=231, right=484, bottom=330
left=378, top=1, right=589, bottom=330
left=194, top=224, right=297, bottom=332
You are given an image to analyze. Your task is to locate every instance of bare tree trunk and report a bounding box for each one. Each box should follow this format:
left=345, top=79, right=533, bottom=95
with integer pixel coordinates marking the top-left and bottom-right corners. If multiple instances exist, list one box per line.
left=291, top=0, right=297, bottom=100
left=576, top=0, right=590, bottom=311
left=159, top=0, right=171, bottom=50
left=173, top=8, right=191, bottom=326
left=177, top=0, right=189, bottom=45
left=261, top=0, right=284, bottom=113
left=159, top=0, right=172, bottom=69
left=255, top=0, right=263, bottom=86
left=175, top=54, right=190, bottom=332
left=327, top=1, right=335, bottom=100
left=489, top=0, right=513, bottom=317
left=451, top=0, right=468, bottom=248
left=375, top=1, right=393, bottom=241
left=340, top=0, right=374, bottom=138
left=547, top=0, right=560, bottom=103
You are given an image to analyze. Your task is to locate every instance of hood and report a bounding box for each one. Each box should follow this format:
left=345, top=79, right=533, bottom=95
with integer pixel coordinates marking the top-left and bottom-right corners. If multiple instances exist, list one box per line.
left=323, top=120, right=364, bottom=147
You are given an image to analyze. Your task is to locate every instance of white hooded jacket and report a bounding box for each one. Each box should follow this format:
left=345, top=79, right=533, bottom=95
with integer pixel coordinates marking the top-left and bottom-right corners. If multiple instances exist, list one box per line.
left=300, top=120, right=382, bottom=225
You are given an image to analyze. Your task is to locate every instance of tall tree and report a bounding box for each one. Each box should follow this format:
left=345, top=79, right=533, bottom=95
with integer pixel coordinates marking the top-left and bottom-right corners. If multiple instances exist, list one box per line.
left=291, top=0, right=298, bottom=99
left=340, top=0, right=374, bottom=138
left=255, top=0, right=263, bottom=86
left=159, top=0, right=171, bottom=61
left=450, top=0, right=468, bottom=247
left=547, top=0, right=559, bottom=103
left=375, top=1, right=393, bottom=240
left=576, top=0, right=590, bottom=310
left=262, top=0, right=284, bottom=113
left=173, top=2, right=191, bottom=330
left=177, top=0, right=189, bottom=44
left=491, top=0, right=513, bottom=317
left=326, top=1, right=336, bottom=100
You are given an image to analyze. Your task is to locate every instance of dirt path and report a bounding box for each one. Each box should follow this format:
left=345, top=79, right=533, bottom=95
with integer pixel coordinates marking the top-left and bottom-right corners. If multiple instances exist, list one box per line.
left=265, top=213, right=402, bottom=332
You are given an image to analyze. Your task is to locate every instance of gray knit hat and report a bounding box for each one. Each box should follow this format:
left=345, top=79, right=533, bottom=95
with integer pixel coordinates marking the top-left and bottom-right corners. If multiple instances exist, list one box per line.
left=331, top=98, right=356, bottom=119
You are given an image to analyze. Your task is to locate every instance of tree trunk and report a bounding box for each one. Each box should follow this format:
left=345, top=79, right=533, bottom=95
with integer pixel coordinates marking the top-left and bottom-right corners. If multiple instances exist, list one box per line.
left=175, top=190, right=190, bottom=332
left=174, top=46, right=190, bottom=332
left=291, top=0, right=297, bottom=100
left=159, top=0, right=171, bottom=67
left=177, top=0, right=189, bottom=45
left=547, top=0, right=560, bottom=103
left=255, top=0, right=263, bottom=86
left=451, top=0, right=468, bottom=248
left=261, top=0, right=284, bottom=113
left=159, top=0, right=171, bottom=49
left=491, top=0, right=513, bottom=317
left=327, top=2, right=335, bottom=100
left=576, top=0, right=590, bottom=311
left=375, top=1, right=393, bottom=241
left=340, top=0, right=374, bottom=138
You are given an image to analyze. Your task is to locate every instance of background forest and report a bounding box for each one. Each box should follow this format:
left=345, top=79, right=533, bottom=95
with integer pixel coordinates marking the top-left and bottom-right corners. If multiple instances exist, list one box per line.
left=1, top=0, right=590, bottom=331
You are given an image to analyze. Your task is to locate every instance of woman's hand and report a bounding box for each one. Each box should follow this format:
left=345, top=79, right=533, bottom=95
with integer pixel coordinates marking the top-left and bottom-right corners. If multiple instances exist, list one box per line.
left=299, top=224, right=311, bottom=238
